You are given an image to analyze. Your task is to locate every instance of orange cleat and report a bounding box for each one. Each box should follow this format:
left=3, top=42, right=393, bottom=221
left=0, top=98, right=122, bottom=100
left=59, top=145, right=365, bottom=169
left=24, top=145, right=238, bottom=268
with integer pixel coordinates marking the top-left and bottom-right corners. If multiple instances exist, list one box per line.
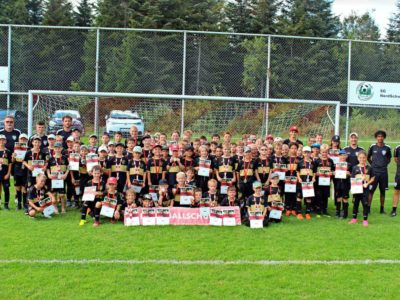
left=285, top=210, right=291, bottom=216
left=297, top=214, right=304, bottom=220
left=305, top=213, right=312, bottom=220
left=291, top=210, right=297, bottom=216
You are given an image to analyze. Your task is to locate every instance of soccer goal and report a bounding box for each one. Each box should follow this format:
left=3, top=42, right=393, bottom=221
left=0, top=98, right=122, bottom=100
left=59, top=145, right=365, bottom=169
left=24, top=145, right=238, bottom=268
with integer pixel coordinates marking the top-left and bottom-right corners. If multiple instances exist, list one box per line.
left=28, top=90, right=340, bottom=141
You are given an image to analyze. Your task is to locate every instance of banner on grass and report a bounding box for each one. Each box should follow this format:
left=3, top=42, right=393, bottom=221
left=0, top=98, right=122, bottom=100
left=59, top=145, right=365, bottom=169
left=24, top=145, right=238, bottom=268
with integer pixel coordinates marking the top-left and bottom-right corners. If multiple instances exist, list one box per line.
left=124, top=207, right=241, bottom=226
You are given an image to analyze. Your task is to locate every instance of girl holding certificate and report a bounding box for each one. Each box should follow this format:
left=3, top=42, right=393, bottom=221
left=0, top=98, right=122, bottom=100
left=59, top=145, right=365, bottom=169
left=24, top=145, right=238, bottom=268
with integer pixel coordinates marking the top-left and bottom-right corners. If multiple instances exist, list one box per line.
left=349, top=151, right=375, bottom=227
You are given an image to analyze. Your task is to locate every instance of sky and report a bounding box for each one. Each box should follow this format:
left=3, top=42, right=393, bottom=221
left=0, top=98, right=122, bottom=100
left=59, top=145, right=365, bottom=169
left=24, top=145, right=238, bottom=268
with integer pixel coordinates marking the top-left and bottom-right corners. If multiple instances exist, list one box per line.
left=332, top=0, right=398, bottom=36
left=71, top=0, right=398, bottom=36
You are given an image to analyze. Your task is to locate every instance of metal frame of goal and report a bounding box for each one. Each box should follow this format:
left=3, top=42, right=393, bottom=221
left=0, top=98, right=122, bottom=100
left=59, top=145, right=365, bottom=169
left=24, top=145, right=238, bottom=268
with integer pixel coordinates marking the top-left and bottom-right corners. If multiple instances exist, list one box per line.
left=27, top=90, right=341, bottom=138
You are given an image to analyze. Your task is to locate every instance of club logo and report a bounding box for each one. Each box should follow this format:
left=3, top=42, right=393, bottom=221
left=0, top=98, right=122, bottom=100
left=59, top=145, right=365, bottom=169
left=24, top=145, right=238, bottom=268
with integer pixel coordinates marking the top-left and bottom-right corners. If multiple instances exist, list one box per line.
left=12, top=135, right=16, bottom=140
left=356, top=82, right=374, bottom=101
left=382, top=150, right=387, bottom=155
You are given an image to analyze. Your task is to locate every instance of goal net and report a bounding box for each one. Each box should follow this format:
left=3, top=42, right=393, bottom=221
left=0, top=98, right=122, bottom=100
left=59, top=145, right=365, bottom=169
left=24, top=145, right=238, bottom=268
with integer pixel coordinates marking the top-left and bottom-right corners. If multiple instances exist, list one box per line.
left=30, top=92, right=339, bottom=141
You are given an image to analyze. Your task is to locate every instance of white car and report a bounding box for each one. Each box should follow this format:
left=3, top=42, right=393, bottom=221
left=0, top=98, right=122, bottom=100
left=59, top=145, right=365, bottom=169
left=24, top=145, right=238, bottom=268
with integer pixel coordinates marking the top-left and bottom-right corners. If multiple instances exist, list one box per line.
left=105, top=110, right=144, bottom=137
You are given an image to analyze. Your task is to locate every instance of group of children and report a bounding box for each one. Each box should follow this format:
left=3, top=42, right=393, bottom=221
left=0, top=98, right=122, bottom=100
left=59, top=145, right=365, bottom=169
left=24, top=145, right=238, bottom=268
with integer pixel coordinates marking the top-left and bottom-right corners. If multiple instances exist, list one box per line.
left=3, top=128, right=377, bottom=228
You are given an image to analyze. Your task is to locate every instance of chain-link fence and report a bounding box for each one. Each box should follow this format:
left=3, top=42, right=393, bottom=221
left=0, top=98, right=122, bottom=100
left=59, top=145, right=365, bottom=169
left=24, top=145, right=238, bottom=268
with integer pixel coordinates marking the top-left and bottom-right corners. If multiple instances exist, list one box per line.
left=1, top=25, right=400, bottom=143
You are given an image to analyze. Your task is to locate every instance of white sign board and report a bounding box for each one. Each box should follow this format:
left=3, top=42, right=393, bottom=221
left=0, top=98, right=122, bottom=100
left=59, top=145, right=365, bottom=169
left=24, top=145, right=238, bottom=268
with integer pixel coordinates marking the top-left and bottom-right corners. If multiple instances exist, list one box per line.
left=349, top=81, right=400, bottom=106
left=0, top=67, right=8, bottom=91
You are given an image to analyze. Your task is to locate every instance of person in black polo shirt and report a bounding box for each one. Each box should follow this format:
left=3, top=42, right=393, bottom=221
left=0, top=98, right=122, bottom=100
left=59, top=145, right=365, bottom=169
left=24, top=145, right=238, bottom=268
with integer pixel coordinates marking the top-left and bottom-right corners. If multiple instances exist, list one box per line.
left=56, top=115, right=73, bottom=148
left=0, top=115, right=20, bottom=153
left=344, top=132, right=364, bottom=167
left=367, top=130, right=391, bottom=214
left=391, top=145, right=400, bottom=217
left=283, top=126, right=303, bottom=146
left=28, top=121, right=48, bottom=150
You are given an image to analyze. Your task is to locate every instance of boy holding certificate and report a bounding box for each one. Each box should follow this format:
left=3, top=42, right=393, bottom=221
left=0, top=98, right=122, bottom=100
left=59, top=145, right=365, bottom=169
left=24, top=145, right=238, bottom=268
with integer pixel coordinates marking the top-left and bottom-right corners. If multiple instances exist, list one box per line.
left=284, top=142, right=300, bottom=217
left=314, top=144, right=334, bottom=217
left=296, top=146, right=317, bottom=220
left=109, top=143, right=129, bottom=193
left=127, top=146, right=146, bottom=196
left=195, top=145, right=214, bottom=193
left=349, top=151, right=375, bottom=227
left=93, top=177, right=123, bottom=227
left=23, top=135, right=48, bottom=189
left=0, top=134, right=12, bottom=210
left=12, top=134, right=29, bottom=211
left=79, top=165, right=105, bottom=226
left=333, top=150, right=352, bottom=218
left=245, top=181, right=268, bottom=227
left=47, top=142, right=69, bottom=213
left=27, top=174, right=57, bottom=218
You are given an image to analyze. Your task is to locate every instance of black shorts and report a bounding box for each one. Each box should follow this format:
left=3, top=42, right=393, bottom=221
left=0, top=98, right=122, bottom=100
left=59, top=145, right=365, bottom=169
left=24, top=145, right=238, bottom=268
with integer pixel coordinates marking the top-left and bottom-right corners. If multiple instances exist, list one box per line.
left=370, top=172, right=388, bottom=193
left=395, top=175, right=400, bottom=190
left=14, top=175, right=28, bottom=186
left=334, top=187, right=349, bottom=199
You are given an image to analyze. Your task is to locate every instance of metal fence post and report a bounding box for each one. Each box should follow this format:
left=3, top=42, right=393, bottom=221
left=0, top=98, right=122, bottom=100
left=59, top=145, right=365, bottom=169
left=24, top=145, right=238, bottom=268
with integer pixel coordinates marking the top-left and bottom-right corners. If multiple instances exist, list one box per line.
left=180, top=31, right=187, bottom=135
left=262, top=35, right=271, bottom=136
left=345, top=41, right=352, bottom=146
left=94, top=28, right=100, bottom=136
left=7, top=25, right=11, bottom=113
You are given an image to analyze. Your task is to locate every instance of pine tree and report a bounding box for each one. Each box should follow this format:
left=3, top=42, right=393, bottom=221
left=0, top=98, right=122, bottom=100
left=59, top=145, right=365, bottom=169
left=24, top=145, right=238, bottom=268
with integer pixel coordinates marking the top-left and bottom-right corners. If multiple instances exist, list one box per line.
left=279, top=0, right=340, bottom=38
left=75, top=0, right=93, bottom=27
left=387, top=0, right=400, bottom=42
left=225, top=0, right=254, bottom=33
left=251, top=0, right=280, bottom=34
left=27, top=0, right=44, bottom=25
left=43, top=0, right=74, bottom=26
left=341, top=12, right=380, bottom=40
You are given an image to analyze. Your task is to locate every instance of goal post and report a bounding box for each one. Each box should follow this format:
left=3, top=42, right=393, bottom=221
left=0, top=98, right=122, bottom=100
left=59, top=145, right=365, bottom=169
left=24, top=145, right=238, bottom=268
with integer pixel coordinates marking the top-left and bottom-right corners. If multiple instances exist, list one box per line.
left=27, top=90, right=341, bottom=139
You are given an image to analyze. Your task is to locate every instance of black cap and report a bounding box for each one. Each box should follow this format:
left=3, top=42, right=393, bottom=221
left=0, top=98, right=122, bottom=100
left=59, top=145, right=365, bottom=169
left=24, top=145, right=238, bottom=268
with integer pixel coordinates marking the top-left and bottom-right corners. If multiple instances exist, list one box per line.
left=331, top=135, right=340, bottom=142
left=161, top=145, right=169, bottom=151
left=185, top=145, right=194, bottom=151
left=72, top=128, right=81, bottom=133
left=142, top=134, right=151, bottom=140
left=115, top=142, right=125, bottom=148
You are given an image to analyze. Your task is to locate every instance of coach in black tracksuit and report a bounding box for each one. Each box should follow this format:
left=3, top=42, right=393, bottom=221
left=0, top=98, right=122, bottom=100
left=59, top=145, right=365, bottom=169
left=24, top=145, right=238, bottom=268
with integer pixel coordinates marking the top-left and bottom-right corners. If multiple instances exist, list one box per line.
left=367, top=130, right=391, bottom=214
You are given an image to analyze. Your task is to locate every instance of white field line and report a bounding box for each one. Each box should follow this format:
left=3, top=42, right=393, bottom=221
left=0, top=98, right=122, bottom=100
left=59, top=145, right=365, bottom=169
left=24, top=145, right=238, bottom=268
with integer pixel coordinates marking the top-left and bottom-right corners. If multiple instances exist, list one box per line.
left=0, top=259, right=400, bottom=266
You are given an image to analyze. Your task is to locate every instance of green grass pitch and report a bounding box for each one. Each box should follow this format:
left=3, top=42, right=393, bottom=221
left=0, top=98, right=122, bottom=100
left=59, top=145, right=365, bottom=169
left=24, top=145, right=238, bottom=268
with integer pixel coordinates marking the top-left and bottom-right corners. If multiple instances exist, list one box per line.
left=1, top=140, right=400, bottom=299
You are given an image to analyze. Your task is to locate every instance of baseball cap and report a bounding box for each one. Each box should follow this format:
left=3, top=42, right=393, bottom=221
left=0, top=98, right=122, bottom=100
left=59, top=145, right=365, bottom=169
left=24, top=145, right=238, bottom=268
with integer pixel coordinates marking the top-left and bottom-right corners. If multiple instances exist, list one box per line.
left=185, top=145, right=194, bottom=151
left=89, top=134, right=98, bottom=139
left=161, top=145, right=169, bottom=151
left=153, top=144, right=162, bottom=149
left=170, top=144, right=179, bottom=152
left=133, top=146, right=142, bottom=153
left=244, top=146, right=251, bottom=153
left=98, top=146, right=108, bottom=153
left=289, top=126, right=299, bottom=133
left=331, top=135, right=340, bottom=142
left=108, top=141, right=115, bottom=146
left=31, top=135, right=41, bottom=141
left=54, top=142, right=63, bottom=148
left=159, top=179, right=168, bottom=185
left=107, top=177, right=117, bottom=185
left=66, top=136, right=74, bottom=142
left=349, top=132, right=358, bottom=138
left=142, top=134, right=151, bottom=140
left=48, top=134, right=56, bottom=140
left=115, top=142, right=125, bottom=148
left=303, top=146, right=311, bottom=152
left=266, top=134, right=274, bottom=140
left=339, top=150, right=347, bottom=155
left=19, top=133, right=28, bottom=139
left=270, top=172, right=280, bottom=179
left=72, top=128, right=81, bottom=133
left=311, top=143, right=320, bottom=149
left=252, top=181, right=262, bottom=188
left=80, top=145, right=88, bottom=150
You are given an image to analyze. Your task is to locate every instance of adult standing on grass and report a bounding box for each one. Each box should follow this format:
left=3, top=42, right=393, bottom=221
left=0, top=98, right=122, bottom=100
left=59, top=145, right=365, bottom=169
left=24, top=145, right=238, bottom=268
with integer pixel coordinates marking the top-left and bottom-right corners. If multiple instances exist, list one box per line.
left=125, top=125, right=141, bottom=147
left=283, top=126, right=303, bottom=146
left=367, top=130, right=391, bottom=214
left=56, top=115, right=73, bottom=148
left=28, top=121, right=48, bottom=151
left=344, top=132, right=364, bottom=167
left=0, top=115, right=20, bottom=153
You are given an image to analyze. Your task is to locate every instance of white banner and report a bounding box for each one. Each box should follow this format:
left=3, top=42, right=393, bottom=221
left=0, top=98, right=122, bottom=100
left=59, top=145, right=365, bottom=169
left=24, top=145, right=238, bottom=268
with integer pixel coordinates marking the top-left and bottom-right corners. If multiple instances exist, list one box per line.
left=0, top=67, right=8, bottom=91
left=349, top=80, right=400, bottom=106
